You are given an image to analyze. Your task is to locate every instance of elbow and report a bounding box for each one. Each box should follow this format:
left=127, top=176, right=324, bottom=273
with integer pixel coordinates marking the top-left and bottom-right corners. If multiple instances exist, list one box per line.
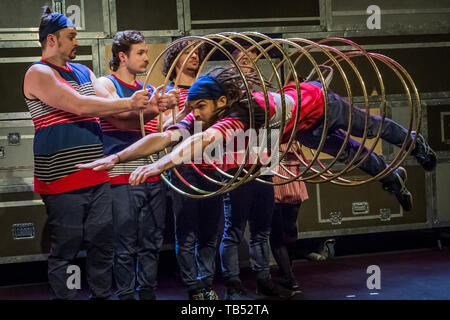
left=74, top=97, right=95, bottom=117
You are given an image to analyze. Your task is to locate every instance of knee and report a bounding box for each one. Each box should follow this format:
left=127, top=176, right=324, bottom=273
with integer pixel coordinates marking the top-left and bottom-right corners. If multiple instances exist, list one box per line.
left=222, top=226, right=245, bottom=245
left=250, top=228, right=270, bottom=244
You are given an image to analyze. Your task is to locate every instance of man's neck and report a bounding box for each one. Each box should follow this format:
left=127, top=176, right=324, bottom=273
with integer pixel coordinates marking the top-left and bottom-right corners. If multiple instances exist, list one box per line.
left=41, top=53, right=70, bottom=70
left=176, top=69, right=196, bottom=87
left=114, top=67, right=137, bottom=86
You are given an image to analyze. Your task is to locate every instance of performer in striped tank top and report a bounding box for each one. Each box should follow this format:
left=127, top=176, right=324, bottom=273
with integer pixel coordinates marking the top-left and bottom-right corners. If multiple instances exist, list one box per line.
left=23, top=7, right=159, bottom=300
left=97, top=30, right=178, bottom=300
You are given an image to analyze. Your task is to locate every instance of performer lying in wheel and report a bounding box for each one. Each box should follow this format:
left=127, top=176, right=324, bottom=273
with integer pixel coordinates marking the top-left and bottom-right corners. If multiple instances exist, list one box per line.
left=77, top=65, right=436, bottom=211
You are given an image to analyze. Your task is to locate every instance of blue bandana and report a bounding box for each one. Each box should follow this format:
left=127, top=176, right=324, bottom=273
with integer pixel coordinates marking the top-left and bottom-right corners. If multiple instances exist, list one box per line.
left=187, top=75, right=226, bottom=101
left=39, top=13, right=75, bottom=43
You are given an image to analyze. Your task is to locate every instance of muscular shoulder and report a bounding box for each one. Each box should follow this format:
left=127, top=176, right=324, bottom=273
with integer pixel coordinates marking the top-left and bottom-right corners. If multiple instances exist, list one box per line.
left=24, top=64, right=58, bottom=99
left=25, top=63, right=55, bottom=78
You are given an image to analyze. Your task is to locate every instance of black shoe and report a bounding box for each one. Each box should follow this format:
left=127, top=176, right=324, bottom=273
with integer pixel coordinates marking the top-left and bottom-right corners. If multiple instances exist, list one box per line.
left=279, top=278, right=302, bottom=294
left=138, top=288, right=156, bottom=300
left=203, top=288, right=219, bottom=300
left=256, top=278, right=295, bottom=299
left=188, top=289, right=205, bottom=300
left=382, top=167, right=413, bottom=211
left=117, top=292, right=136, bottom=300
left=225, top=280, right=253, bottom=300
left=411, top=132, right=436, bottom=171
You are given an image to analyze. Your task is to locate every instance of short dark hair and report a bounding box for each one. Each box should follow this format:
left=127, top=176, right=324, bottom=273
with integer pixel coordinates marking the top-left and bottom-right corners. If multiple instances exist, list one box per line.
left=39, top=5, right=61, bottom=49
left=109, top=30, right=146, bottom=72
left=162, top=40, right=206, bottom=81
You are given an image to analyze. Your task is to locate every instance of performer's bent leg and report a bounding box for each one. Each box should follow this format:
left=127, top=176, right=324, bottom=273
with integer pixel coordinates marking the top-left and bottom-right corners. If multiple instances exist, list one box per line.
left=325, top=91, right=411, bottom=147
left=135, top=180, right=166, bottom=300
left=300, top=129, right=388, bottom=177
left=300, top=129, right=413, bottom=210
left=325, top=91, right=436, bottom=171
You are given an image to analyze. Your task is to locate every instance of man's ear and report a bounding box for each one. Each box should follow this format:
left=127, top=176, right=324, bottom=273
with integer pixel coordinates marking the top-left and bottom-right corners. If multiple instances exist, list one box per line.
left=47, top=34, right=57, bottom=47
left=118, top=51, right=127, bottom=64
left=217, top=95, right=228, bottom=108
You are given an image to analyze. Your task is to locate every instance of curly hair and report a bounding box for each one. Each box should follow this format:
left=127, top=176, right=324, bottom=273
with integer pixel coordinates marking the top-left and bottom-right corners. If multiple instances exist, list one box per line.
left=205, top=65, right=272, bottom=105
left=109, top=30, right=145, bottom=72
left=162, top=40, right=206, bottom=81
left=201, top=65, right=272, bottom=126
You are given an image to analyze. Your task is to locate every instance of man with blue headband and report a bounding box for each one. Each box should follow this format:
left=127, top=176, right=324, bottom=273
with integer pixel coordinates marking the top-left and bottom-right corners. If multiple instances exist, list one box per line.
left=23, top=6, right=173, bottom=300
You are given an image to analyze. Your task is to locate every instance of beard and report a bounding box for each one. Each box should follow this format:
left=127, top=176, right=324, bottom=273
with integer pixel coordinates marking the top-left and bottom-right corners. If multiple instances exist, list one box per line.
left=68, top=51, right=77, bottom=60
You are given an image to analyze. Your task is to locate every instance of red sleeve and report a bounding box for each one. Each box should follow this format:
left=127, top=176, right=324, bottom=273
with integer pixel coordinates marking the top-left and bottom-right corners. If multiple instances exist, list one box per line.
left=167, top=112, right=195, bottom=133
left=209, top=116, right=245, bottom=141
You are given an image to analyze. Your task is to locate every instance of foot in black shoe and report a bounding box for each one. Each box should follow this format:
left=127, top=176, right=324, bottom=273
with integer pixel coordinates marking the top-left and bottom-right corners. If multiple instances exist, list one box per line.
left=138, top=288, right=156, bottom=300
left=225, top=280, right=253, bottom=300
left=188, top=289, right=205, bottom=300
left=279, top=278, right=302, bottom=294
left=382, top=167, right=413, bottom=211
left=203, top=288, right=219, bottom=300
left=411, top=131, right=437, bottom=171
left=256, top=278, right=295, bottom=299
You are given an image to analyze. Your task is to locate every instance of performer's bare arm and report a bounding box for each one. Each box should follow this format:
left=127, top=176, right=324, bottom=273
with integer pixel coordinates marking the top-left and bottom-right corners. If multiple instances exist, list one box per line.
left=96, top=77, right=180, bottom=130
left=162, top=101, right=191, bottom=131
left=128, top=128, right=222, bottom=185
left=23, top=63, right=150, bottom=116
left=75, top=129, right=184, bottom=171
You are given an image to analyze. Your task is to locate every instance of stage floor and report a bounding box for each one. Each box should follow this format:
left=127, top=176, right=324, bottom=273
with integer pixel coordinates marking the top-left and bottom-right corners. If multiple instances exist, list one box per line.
left=0, top=248, right=449, bottom=300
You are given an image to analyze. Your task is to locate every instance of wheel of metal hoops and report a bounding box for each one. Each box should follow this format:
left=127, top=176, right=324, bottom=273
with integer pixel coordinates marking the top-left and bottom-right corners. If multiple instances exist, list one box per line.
left=137, top=32, right=421, bottom=198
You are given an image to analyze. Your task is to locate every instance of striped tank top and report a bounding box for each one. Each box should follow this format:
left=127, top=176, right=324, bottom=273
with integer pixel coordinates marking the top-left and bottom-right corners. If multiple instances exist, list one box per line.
left=99, top=74, right=162, bottom=185
left=24, top=60, right=109, bottom=194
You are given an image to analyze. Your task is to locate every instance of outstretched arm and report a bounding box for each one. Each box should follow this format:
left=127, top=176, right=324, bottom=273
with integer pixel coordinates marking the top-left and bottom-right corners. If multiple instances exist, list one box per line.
left=75, top=129, right=183, bottom=171
left=128, top=127, right=222, bottom=185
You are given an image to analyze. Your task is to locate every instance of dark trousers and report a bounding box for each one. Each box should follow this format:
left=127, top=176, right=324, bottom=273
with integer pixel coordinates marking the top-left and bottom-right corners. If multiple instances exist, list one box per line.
left=41, top=182, right=114, bottom=300
left=111, top=181, right=166, bottom=299
left=270, top=203, right=300, bottom=281
left=301, top=91, right=411, bottom=183
left=220, top=175, right=274, bottom=282
left=170, top=167, right=224, bottom=292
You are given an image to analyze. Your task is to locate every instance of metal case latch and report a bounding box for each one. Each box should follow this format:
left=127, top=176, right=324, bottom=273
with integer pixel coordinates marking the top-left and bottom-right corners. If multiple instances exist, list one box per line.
left=12, top=223, right=35, bottom=240
left=379, top=208, right=392, bottom=221
left=329, top=211, right=342, bottom=225
left=352, top=202, right=370, bottom=215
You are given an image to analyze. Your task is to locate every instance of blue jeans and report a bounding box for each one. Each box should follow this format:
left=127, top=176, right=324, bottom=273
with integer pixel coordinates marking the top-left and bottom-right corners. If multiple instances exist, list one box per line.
left=300, top=91, right=412, bottom=182
left=111, top=181, right=166, bottom=299
left=220, top=174, right=274, bottom=282
left=41, top=182, right=114, bottom=299
left=170, top=167, right=224, bottom=292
